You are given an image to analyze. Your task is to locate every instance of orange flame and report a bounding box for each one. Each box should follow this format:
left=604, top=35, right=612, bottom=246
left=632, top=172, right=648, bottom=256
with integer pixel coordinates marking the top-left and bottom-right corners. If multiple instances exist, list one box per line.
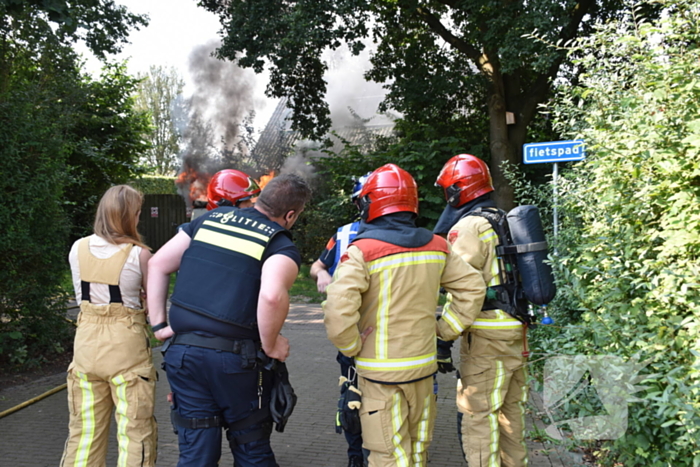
left=257, top=170, right=277, bottom=190
left=175, top=167, right=212, bottom=202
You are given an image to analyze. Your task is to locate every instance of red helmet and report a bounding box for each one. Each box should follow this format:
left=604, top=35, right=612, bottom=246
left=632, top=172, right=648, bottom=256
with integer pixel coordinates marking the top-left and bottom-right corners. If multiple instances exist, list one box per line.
left=206, top=169, right=261, bottom=210
left=358, top=164, right=418, bottom=222
left=435, top=154, right=493, bottom=207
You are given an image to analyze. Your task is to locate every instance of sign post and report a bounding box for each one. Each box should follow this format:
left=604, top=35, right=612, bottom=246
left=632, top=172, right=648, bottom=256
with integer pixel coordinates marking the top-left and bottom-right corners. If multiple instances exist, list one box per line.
left=522, top=140, right=586, bottom=238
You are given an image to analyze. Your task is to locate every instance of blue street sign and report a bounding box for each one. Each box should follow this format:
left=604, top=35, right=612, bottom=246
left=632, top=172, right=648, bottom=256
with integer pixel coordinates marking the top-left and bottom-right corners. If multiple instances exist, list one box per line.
left=523, top=140, right=586, bottom=164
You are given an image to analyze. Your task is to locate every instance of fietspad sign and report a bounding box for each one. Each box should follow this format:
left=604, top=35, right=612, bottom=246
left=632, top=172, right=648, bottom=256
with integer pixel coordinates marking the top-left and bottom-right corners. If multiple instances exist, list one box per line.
left=523, top=140, right=586, bottom=164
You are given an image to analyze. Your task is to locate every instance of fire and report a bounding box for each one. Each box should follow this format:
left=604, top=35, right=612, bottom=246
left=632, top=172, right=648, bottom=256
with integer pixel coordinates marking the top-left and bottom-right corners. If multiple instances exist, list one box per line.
left=257, top=171, right=277, bottom=190
left=175, top=166, right=212, bottom=202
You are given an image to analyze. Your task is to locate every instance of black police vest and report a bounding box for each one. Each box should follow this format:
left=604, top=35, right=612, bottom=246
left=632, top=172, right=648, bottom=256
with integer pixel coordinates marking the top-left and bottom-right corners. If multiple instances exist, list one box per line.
left=170, top=208, right=291, bottom=330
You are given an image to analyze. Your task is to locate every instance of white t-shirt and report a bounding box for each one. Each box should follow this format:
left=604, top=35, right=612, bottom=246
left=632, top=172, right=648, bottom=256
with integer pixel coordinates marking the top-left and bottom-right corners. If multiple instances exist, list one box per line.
left=69, top=234, right=144, bottom=309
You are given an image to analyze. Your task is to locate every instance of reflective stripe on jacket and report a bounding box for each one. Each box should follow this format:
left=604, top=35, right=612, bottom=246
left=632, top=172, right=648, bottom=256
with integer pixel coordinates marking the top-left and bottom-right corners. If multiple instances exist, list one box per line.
left=447, top=215, right=523, bottom=340
left=329, top=221, right=360, bottom=276
left=324, top=235, right=486, bottom=383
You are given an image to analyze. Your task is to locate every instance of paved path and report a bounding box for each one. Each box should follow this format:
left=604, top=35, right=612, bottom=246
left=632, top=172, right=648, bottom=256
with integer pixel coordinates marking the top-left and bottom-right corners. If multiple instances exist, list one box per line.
left=0, top=304, right=576, bottom=466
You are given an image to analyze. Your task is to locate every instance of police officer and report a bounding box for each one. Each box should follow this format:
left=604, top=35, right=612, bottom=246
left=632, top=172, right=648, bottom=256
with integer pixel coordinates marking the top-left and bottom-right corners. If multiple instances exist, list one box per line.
left=148, top=173, right=312, bottom=467
left=434, top=154, right=529, bottom=466
left=323, top=164, right=486, bottom=467
left=310, top=173, right=371, bottom=467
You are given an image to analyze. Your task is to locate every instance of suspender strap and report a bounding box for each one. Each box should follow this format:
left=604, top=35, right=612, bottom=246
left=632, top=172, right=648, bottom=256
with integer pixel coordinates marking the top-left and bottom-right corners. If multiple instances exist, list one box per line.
left=108, top=284, right=123, bottom=303
left=81, top=281, right=91, bottom=303
left=80, top=282, right=123, bottom=303
left=77, top=237, right=133, bottom=304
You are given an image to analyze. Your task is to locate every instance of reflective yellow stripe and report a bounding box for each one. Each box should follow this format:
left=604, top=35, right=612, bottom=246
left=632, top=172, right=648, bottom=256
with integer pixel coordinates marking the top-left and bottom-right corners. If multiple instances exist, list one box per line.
left=368, top=251, right=446, bottom=275
left=391, top=393, right=409, bottom=467
left=479, top=227, right=501, bottom=286
left=518, top=367, right=529, bottom=465
left=203, top=220, right=270, bottom=242
left=412, top=393, right=432, bottom=466
left=194, top=228, right=265, bottom=259
left=474, top=309, right=522, bottom=329
left=356, top=353, right=436, bottom=371
left=368, top=251, right=445, bottom=359
left=488, top=361, right=505, bottom=467
left=376, top=270, right=391, bottom=359
left=472, top=319, right=523, bottom=330
left=112, top=375, right=129, bottom=467
left=338, top=336, right=359, bottom=353
left=479, top=230, right=498, bottom=243
left=441, top=307, right=465, bottom=334
left=75, top=372, right=95, bottom=467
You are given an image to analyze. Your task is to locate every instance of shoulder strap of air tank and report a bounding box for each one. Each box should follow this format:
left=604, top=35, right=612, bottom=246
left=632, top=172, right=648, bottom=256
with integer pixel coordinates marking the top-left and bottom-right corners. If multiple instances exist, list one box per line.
left=462, top=207, right=509, bottom=247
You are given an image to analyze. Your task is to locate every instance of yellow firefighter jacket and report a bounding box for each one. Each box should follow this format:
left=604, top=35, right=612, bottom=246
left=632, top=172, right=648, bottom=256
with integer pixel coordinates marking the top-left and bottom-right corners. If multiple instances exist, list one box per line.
left=324, top=235, right=486, bottom=383
left=446, top=215, right=524, bottom=341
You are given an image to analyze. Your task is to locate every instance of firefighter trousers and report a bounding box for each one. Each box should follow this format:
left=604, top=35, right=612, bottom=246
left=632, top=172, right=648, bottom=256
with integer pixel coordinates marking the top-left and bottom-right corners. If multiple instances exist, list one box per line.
left=358, top=375, right=436, bottom=467
left=457, top=333, right=528, bottom=467
left=61, top=304, right=157, bottom=467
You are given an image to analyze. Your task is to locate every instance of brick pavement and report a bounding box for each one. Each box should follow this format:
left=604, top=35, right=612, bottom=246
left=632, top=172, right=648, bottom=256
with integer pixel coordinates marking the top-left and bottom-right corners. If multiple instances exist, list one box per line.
left=0, top=303, right=575, bottom=466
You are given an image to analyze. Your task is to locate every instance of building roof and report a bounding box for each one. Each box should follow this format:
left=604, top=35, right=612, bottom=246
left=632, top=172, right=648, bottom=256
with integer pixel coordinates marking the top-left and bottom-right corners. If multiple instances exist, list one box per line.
left=249, top=98, right=395, bottom=173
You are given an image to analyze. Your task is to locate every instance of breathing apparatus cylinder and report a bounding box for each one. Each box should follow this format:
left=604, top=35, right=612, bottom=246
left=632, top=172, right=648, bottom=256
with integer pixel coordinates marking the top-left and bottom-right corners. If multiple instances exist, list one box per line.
left=506, top=205, right=556, bottom=305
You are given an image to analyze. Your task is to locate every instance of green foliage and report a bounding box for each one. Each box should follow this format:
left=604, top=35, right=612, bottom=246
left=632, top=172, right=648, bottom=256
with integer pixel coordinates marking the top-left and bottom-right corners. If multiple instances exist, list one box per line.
left=134, top=66, right=185, bottom=175
left=200, top=0, right=624, bottom=208
left=537, top=0, right=700, bottom=463
left=290, top=265, right=325, bottom=304
left=0, top=70, right=73, bottom=369
left=310, top=121, right=487, bottom=234
left=130, top=175, right=178, bottom=195
left=64, top=63, right=152, bottom=240
left=0, top=0, right=148, bottom=58
left=200, top=0, right=611, bottom=142
left=0, top=2, right=150, bottom=368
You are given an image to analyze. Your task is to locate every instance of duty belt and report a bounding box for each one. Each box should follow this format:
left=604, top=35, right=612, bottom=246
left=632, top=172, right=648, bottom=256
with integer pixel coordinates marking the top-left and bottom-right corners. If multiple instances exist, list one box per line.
left=170, top=332, right=253, bottom=353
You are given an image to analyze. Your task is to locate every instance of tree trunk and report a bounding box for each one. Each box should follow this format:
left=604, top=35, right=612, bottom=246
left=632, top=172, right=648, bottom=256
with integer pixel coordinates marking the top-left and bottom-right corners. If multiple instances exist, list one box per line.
left=488, top=91, right=517, bottom=211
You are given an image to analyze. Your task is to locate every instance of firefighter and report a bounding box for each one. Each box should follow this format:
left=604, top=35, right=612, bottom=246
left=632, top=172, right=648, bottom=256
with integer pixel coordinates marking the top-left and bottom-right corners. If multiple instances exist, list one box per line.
left=434, top=154, right=529, bottom=466
left=310, top=172, right=371, bottom=467
left=61, top=185, right=157, bottom=467
left=148, top=173, right=311, bottom=467
left=179, top=169, right=259, bottom=231
left=323, top=164, right=486, bottom=467
left=205, top=168, right=261, bottom=211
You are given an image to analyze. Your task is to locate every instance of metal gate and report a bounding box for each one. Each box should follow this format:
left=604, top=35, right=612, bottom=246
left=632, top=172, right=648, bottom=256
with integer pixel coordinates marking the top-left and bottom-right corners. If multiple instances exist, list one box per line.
left=139, top=194, right=187, bottom=252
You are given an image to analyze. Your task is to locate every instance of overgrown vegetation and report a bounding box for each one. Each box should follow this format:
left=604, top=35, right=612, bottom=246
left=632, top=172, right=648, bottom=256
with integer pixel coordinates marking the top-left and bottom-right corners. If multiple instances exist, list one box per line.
left=0, top=2, right=149, bottom=370
left=131, top=175, right=179, bottom=195
left=523, top=0, right=700, bottom=463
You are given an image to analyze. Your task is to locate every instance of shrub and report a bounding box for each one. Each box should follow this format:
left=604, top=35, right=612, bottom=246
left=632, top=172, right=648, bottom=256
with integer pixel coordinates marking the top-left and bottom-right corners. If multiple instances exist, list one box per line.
left=535, top=0, right=700, bottom=463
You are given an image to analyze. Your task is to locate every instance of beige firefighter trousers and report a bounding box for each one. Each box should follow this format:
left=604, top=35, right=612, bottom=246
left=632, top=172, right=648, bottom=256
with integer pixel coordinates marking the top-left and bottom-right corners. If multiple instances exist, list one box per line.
left=60, top=303, right=157, bottom=467
left=358, top=376, right=436, bottom=467
left=457, top=333, right=528, bottom=467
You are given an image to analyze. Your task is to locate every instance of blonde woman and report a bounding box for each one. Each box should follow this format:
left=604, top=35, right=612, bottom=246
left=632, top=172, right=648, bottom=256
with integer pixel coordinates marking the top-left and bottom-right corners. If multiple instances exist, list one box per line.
left=61, top=185, right=157, bottom=467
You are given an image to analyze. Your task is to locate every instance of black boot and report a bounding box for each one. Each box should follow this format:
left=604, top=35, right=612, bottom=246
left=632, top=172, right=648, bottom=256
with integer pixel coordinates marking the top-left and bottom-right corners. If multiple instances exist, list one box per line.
left=348, top=455, right=364, bottom=467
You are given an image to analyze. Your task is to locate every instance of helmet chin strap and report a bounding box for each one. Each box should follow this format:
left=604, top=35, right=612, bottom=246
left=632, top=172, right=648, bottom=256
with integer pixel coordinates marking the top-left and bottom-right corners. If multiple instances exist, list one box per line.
left=446, top=184, right=463, bottom=207
left=358, top=196, right=371, bottom=221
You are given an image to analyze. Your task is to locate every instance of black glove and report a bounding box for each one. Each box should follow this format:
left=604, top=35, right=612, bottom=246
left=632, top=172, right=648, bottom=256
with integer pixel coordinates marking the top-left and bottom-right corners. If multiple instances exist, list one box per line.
left=336, top=376, right=362, bottom=435
left=270, top=361, right=297, bottom=433
left=437, top=337, right=455, bottom=373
